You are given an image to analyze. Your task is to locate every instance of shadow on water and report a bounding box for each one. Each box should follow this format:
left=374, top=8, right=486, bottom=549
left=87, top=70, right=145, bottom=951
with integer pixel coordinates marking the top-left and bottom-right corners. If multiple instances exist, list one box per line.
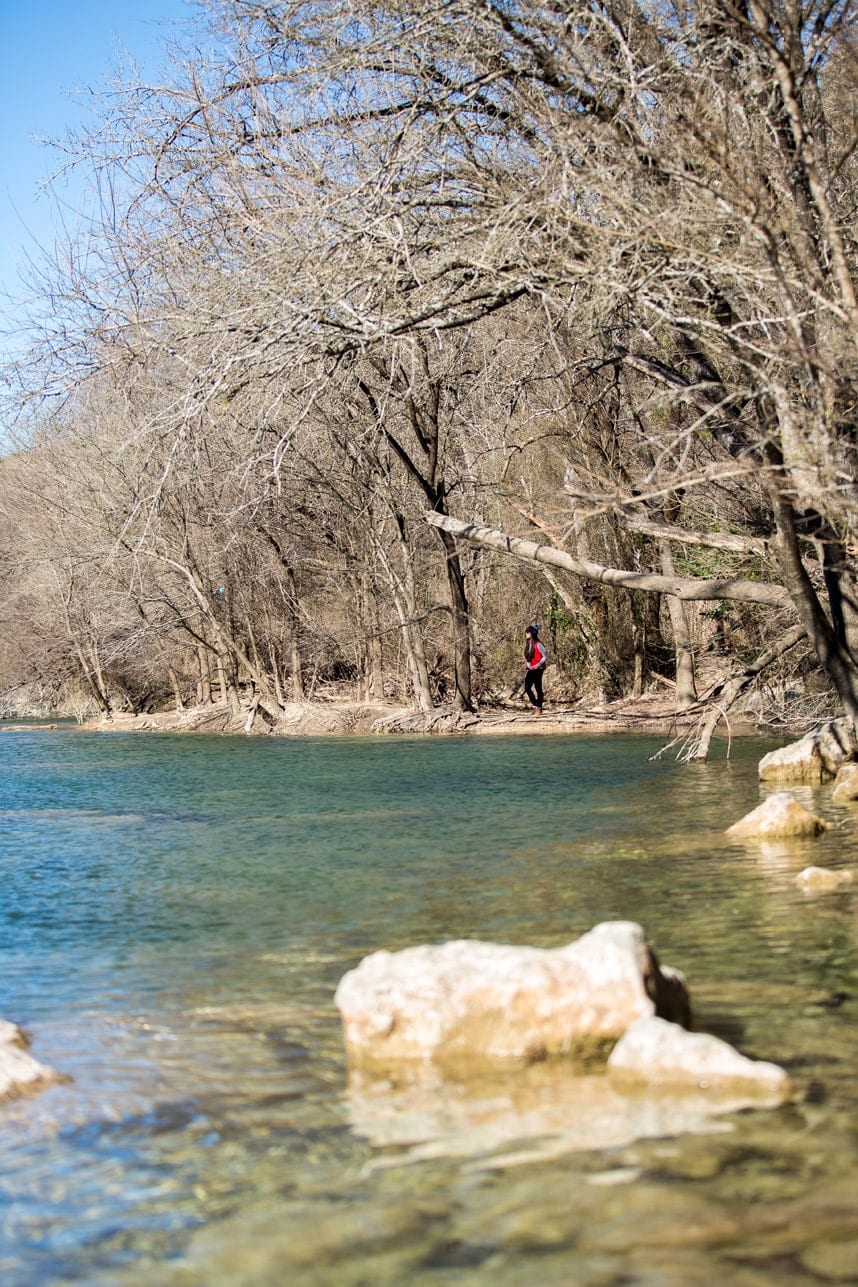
left=0, top=730, right=856, bottom=1283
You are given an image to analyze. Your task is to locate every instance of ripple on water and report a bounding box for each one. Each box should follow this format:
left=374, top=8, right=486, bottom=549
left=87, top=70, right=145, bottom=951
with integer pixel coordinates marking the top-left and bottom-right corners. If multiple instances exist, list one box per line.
left=0, top=731, right=856, bottom=1283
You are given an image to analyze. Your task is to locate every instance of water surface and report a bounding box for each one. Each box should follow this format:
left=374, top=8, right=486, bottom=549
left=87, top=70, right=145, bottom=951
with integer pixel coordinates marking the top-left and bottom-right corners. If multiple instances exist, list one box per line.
left=1, top=729, right=856, bottom=1283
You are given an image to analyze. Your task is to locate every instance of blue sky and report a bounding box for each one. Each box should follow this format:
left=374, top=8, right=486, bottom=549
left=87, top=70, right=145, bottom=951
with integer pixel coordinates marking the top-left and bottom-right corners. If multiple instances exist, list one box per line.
left=0, top=0, right=195, bottom=356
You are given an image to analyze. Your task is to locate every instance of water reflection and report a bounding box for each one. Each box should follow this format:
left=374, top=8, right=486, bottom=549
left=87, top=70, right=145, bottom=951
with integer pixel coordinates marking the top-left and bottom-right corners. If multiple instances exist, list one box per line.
left=344, top=1062, right=788, bottom=1171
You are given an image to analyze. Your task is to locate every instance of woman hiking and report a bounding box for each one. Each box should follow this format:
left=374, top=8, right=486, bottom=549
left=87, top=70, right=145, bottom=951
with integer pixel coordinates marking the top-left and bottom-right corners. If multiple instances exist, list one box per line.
left=523, top=623, right=548, bottom=714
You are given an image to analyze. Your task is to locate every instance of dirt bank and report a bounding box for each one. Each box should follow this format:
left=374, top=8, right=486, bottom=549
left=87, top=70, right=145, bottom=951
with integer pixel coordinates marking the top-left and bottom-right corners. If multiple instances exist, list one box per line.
left=73, top=691, right=770, bottom=742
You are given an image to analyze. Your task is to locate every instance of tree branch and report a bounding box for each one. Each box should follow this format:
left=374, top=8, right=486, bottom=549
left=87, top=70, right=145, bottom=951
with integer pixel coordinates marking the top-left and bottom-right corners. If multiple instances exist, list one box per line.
left=615, top=514, right=771, bottom=558
left=424, top=512, right=791, bottom=606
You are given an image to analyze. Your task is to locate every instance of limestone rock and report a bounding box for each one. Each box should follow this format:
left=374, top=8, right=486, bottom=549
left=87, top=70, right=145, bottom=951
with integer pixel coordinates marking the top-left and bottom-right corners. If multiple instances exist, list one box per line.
left=726, top=792, right=828, bottom=840
left=607, top=1017, right=791, bottom=1097
left=0, top=1020, right=61, bottom=1101
left=334, top=921, right=689, bottom=1067
left=759, top=721, right=857, bottom=785
left=832, top=763, right=858, bottom=804
left=795, top=866, right=855, bottom=892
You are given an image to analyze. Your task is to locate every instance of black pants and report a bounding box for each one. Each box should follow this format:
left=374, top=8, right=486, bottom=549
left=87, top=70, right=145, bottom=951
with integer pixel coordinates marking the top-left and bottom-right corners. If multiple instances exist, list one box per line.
left=524, top=667, right=544, bottom=709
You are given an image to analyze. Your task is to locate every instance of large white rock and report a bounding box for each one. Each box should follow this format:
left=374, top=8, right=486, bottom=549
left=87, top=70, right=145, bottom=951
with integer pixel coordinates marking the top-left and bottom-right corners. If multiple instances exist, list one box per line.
left=607, top=1017, right=791, bottom=1096
left=832, top=763, right=858, bottom=804
left=0, top=1020, right=61, bottom=1101
left=759, top=721, right=857, bottom=784
left=795, top=865, right=855, bottom=892
left=726, top=792, right=828, bottom=840
left=334, top=922, right=689, bottom=1067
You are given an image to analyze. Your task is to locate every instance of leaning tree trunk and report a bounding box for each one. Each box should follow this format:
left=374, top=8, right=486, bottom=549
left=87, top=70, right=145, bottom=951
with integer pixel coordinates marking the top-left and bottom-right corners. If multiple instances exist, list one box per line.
left=423, top=514, right=790, bottom=605
left=689, top=624, right=806, bottom=761
left=73, top=637, right=111, bottom=715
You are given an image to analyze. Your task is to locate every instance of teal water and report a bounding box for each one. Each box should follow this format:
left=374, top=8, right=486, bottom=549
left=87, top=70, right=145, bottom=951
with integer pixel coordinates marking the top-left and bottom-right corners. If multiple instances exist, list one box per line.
left=1, top=730, right=857, bottom=1284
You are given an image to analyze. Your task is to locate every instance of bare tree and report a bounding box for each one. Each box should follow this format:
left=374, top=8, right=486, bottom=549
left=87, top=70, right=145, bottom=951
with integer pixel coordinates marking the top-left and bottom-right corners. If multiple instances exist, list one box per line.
left=4, top=0, right=857, bottom=734
left=218, top=0, right=856, bottom=724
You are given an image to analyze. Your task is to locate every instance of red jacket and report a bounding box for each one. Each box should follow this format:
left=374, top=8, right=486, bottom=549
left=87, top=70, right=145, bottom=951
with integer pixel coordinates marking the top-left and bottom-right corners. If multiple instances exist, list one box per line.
left=525, top=637, right=547, bottom=670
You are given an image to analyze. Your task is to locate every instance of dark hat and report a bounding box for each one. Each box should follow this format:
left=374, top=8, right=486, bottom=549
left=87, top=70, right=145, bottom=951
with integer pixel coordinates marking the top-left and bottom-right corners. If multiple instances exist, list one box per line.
left=525, top=623, right=539, bottom=637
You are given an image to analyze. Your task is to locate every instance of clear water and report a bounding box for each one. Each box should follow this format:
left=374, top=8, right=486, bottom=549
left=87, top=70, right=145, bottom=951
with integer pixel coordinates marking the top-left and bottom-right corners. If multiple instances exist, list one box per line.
left=1, top=729, right=856, bottom=1284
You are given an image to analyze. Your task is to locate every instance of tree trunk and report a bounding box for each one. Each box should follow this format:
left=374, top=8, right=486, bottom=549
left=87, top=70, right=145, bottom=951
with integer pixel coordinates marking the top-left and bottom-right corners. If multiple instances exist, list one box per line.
left=659, top=539, right=697, bottom=710
left=436, top=527, right=473, bottom=711
left=168, top=665, right=185, bottom=710
left=766, top=469, right=858, bottom=732
left=269, top=640, right=285, bottom=707
left=821, top=540, right=858, bottom=662
left=632, top=620, right=644, bottom=700
left=368, top=626, right=384, bottom=700
left=74, top=640, right=111, bottom=714
left=216, top=652, right=240, bottom=713
left=197, top=644, right=212, bottom=705
left=284, top=567, right=305, bottom=701
left=289, top=634, right=305, bottom=701
left=377, top=536, right=434, bottom=710
left=358, top=569, right=385, bottom=701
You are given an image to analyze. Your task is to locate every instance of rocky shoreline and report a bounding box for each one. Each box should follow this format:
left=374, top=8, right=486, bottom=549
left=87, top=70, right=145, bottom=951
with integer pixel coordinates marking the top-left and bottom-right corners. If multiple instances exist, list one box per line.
left=15, top=691, right=775, bottom=739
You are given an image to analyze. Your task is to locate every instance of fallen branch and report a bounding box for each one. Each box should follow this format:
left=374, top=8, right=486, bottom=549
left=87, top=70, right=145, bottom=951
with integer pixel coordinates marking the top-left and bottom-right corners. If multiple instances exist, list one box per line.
left=424, top=512, right=792, bottom=606
left=652, top=623, right=807, bottom=762
left=614, top=513, right=770, bottom=559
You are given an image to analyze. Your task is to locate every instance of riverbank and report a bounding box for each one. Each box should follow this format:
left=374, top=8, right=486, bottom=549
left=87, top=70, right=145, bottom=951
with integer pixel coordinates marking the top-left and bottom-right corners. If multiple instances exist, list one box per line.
left=64, top=689, right=773, bottom=740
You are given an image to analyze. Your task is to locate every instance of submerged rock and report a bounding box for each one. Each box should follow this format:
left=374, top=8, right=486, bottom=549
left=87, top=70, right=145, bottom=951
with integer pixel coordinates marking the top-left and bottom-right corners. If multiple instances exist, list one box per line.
left=726, top=792, right=828, bottom=840
left=832, top=763, right=858, bottom=805
left=607, top=1017, right=791, bottom=1097
left=758, top=721, right=857, bottom=785
left=334, top=921, right=689, bottom=1068
left=795, top=866, right=855, bottom=892
left=0, top=1020, right=62, bottom=1101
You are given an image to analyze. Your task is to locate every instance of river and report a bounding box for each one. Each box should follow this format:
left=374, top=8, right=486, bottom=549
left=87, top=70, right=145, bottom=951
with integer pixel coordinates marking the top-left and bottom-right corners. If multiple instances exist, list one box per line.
left=1, top=728, right=856, bottom=1283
